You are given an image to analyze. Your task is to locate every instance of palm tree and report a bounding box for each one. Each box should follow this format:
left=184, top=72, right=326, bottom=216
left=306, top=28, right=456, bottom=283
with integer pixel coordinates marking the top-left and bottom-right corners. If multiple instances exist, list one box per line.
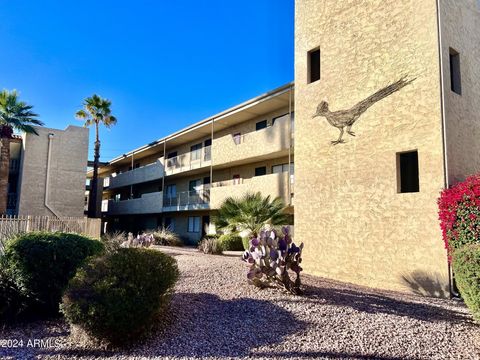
left=0, top=90, right=43, bottom=214
left=76, top=94, right=117, bottom=218
left=213, top=192, right=289, bottom=237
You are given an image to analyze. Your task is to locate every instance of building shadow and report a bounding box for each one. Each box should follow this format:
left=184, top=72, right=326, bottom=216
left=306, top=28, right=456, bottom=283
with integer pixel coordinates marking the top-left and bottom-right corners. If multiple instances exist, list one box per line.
left=34, top=292, right=307, bottom=358
left=400, top=270, right=450, bottom=298
left=299, top=277, right=471, bottom=325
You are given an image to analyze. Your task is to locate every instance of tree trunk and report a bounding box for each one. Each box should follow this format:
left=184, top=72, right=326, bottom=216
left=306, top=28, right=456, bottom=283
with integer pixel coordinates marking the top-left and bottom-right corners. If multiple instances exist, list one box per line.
left=87, top=122, right=100, bottom=218
left=0, top=136, right=10, bottom=215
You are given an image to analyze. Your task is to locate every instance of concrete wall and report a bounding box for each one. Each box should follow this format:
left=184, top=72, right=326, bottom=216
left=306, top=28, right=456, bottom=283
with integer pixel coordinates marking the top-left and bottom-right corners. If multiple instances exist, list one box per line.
left=18, top=125, right=89, bottom=217
left=295, top=0, right=449, bottom=296
left=440, top=0, right=480, bottom=185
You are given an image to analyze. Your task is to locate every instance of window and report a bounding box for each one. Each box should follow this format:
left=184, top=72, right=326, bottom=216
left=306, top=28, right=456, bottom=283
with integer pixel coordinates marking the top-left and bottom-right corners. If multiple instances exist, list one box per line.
left=255, top=166, right=267, bottom=177
left=308, top=47, right=321, bottom=83
left=204, top=139, right=212, bottom=161
left=189, top=179, right=202, bottom=193
left=256, top=120, right=268, bottom=131
left=449, top=48, right=462, bottom=95
left=165, top=184, right=177, bottom=199
left=233, top=132, right=241, bottom=145
left=191, top=143, right=202, bottom=161
left=232, top=174, right=241, bottom=185
left=164, top=217, right=175, bottom=231
left=397, top=151, right=419, bottom=193
left=188, top=216, right=201, bottom=233
left=167, top=151, right=178, bottom=167
left=272, top=163, right=290, bottom=174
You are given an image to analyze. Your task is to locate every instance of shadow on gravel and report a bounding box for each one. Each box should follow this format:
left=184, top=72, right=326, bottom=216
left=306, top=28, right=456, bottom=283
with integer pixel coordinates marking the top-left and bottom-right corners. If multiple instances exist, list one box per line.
left=35, top=292, right=306, bottom=358
left=255, top=350, right=418, bottom=360
left=301, top=282, right=471, bottom=324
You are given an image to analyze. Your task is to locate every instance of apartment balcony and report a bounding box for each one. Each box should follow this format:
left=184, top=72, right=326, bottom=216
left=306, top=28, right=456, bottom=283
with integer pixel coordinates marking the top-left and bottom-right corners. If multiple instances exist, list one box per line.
left=210, top=172, right=292, bottom=209
left=163, top=189, right=210, bottom=212
left=212, top=115, right=292, bottom=166
left=165, top=146, right=211, bottom=175
left=107, top=160, right=164, bottom=189
left=103, top=191, right=163, bottom=215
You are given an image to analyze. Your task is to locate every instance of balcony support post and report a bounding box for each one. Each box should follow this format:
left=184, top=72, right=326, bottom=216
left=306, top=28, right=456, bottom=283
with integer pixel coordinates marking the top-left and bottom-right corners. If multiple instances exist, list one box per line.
left=288, top=85, right=293, bottom=206
left=210, top=119, right=214, bottom=188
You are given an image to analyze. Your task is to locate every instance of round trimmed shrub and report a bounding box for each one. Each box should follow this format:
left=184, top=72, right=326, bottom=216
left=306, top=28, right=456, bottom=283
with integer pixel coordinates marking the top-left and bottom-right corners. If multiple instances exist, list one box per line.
left=0, top=259, right=29, bottom=322
left=453, top=244, right=480, bottom=322
left=3, top=232, right=104, bottom=316
left=218, top=233, right=243, bottom=251
left=62, top=248, right=179, bottom=345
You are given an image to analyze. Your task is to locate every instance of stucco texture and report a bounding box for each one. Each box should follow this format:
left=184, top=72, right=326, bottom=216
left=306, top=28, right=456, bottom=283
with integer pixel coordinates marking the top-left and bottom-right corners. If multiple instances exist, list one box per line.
left=294, top=0, right=449, bottom=295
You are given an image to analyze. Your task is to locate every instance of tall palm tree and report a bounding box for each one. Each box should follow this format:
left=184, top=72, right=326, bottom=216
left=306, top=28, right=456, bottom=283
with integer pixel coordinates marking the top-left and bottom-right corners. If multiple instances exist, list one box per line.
left=76, top=94, right=117, bottom=218
left=0, top=90, right=43, bottom=214
left=213, top=192, right=289, bottom=237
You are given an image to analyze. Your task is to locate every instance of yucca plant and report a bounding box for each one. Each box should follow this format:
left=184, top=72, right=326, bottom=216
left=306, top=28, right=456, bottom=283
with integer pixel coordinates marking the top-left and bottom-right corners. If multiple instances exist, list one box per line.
left=213, top=192, right=289, bottom=237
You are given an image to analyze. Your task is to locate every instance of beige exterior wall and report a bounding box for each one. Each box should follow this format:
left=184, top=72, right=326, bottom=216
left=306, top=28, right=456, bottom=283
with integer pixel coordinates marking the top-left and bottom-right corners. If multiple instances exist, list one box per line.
left=18, top=125, right=89, bottom=217
left=295, top=0, right=449, bottom=295
left=440, top=0, right=480, bottom=185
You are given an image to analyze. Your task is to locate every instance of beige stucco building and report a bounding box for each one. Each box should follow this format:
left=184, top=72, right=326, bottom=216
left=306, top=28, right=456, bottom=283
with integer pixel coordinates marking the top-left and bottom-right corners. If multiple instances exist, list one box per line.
left=294, top=0, right=480, bottom=296
left=7, top=125, right=89, bottom=217
left=94, top=0, right=479, bottom=296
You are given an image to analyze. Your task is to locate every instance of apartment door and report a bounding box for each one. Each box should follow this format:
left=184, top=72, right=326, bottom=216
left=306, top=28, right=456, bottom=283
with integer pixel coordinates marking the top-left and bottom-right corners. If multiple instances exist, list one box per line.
left=202, top=215, right=210, bottom=238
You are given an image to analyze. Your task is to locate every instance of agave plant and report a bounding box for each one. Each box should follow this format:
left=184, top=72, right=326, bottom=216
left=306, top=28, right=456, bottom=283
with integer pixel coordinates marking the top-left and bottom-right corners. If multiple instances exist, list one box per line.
left=242, top=226, right=303, bottom=295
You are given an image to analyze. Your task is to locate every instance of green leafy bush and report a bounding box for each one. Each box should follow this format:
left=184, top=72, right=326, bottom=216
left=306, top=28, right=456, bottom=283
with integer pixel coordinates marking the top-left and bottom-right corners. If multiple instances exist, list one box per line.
left=198, top=237, right=222, bottom=254
left=218, top=233, right=243, bottom=251
left=242, top=236, right=250, bottom=251
left=62, top=248, right=179, bottom=345
left=0, top=259, right=29, bottom=322
left=152, top=227, right=183, bottom=247
left=3, top=232, right=104, bottom=316
left=453, top=244, right=480, bottom=322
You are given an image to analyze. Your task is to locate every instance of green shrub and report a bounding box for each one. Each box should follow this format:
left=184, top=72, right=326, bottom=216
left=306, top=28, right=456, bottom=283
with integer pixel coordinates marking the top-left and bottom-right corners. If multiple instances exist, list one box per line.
left=453, top=244, right=480, bottom=322
left=3, top=232, right=104, bottom=316
left=0, top=259, right=29, bottom=322
left=62, top=248, right=179, bottom=345
left=198, top=237, right=222, bottom=254
left=218, top=233, right=243, bottom=251
left=152, top=227, right=183, bottom=247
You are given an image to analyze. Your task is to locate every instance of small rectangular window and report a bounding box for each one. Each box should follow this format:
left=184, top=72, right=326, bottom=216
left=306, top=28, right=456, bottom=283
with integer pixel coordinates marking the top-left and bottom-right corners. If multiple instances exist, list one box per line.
left=188, top=216, right=201, bottom=233
left=256, top=120, right=268, bottom=131
left=308, top=48, right=321, bottom=83
left=190, top=143, right=202, bottom=161
left=449, top=48, right=462, bottom=95
left=397, top=151, right=419, bottom=193
left=255, top=166, right=267, bottom=177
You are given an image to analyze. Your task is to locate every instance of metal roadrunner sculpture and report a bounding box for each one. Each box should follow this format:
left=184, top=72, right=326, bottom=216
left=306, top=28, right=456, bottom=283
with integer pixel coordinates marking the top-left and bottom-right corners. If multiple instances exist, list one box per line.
left=312, top=77, right=415, bottom=145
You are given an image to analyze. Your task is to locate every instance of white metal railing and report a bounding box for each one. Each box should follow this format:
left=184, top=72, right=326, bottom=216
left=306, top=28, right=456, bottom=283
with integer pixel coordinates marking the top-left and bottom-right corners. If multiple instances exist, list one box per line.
left=163, top=189, right=210, bottom=209
left=165, top=146, right=211, bottom=174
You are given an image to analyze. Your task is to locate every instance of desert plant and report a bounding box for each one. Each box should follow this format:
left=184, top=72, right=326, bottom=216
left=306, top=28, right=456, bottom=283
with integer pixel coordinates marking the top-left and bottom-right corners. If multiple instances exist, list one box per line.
left=218, top=233, right=243, bottom=251
left=242, top=236, right=250, bottom=251
left=213, top=192, right=289, bottom=237
left=198, top=237, right=222, bottom=255
left=76, top=94, right=117, bottom=218
left=101, top=231, right=126, bottom=252
left=438, top=174, right=480, bottom=260
left=62, top=248, right=179, bottom=345
left=453, top=244, right=480, bottom=322
left=3, top=232, right=104, bottom=315
left=242, top=226, right=303, bottom=295
left=152, top=227, right=183, bottom=247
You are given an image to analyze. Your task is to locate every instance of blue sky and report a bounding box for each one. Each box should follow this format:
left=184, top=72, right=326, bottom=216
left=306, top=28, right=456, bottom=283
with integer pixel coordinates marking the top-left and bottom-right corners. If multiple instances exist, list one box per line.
left=0, top=1, right=294, bottom=161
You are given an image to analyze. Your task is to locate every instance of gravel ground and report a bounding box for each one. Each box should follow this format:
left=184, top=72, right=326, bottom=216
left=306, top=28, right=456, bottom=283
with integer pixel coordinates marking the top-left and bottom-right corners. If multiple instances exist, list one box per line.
left=1, top=247, right=479, bottom=360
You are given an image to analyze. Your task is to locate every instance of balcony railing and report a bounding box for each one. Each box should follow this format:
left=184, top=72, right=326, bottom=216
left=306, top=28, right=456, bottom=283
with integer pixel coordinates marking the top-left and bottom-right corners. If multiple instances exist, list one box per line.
left=165, top=146, right=211, bottom=175
left=163, top=189, right=210, bottom=211
left=108, top=160, right=164, bottom=189
left=104, top=191, right=163, bottom=215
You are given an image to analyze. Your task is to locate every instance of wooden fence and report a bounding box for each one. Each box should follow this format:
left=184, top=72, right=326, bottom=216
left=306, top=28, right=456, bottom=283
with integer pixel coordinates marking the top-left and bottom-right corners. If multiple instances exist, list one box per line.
left=0, top=215, right=101, bottom=252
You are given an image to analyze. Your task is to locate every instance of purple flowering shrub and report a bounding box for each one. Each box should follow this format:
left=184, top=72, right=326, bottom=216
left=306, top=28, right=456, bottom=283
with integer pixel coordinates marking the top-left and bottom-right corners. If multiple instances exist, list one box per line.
left=242, top=226, right=304, bottom=295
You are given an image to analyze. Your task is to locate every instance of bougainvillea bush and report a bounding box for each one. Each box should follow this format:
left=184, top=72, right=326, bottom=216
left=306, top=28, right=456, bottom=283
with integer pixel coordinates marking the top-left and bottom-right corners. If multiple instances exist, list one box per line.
left=242, top=226, right=303, bottom=295
left=438, top=174, right=480, bottom=261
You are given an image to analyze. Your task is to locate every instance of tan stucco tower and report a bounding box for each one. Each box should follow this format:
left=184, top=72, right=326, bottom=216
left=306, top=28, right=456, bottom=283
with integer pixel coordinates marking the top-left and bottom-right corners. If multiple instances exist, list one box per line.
left=294, top=0, right=480, bottom=296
